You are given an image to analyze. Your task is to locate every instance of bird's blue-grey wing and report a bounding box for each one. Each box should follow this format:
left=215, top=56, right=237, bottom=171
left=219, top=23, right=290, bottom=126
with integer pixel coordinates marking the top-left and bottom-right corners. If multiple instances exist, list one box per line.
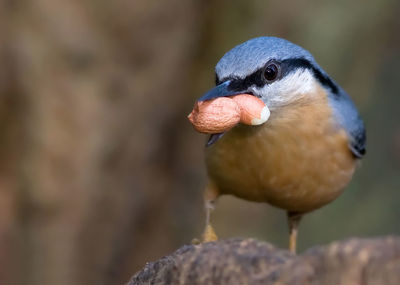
left=328, top=89, right=366, bottom=158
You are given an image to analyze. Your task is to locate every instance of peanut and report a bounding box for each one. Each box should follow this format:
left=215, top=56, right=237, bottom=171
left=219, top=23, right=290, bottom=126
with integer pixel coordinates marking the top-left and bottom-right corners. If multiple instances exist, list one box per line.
left=188, top=94, right=270, bottom=134
left=232, top=94, right=270, bottom=126
left=188, top=97, right=240, bottom=133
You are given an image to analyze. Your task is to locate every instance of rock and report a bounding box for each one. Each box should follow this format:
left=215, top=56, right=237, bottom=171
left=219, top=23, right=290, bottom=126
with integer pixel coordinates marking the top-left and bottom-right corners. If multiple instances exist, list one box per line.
left=128, top=237, right=400, bottom=285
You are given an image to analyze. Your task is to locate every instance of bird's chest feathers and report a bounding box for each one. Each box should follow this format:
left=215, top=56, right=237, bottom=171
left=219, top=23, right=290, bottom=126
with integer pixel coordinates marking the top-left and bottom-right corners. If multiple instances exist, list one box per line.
left=205, top=91, right=356, bottom=212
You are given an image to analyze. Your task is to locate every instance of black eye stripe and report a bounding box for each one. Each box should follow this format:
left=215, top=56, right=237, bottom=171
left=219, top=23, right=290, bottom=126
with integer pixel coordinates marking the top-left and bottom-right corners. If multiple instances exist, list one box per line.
left=280, top=58, right=339, bottom=94
left=220, top=57, right=339, bottom=95
left=227, top=69, right=264, bottom=91
left=215, top=73, right=220, bottom=85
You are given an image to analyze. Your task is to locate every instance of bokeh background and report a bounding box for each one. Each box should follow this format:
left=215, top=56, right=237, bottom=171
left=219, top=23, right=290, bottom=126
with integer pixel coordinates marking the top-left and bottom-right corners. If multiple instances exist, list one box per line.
left=1, top=0, right=400, bottom=284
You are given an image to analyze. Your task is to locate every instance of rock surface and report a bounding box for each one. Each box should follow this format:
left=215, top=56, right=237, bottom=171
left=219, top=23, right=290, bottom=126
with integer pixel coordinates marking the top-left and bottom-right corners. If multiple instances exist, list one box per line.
left=128, top=237, right=400, bottom=284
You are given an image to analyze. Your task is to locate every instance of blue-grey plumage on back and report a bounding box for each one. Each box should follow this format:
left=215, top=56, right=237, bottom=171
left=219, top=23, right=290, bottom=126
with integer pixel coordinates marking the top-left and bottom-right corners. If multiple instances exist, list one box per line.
left=215, top=37, right=366, bottom=158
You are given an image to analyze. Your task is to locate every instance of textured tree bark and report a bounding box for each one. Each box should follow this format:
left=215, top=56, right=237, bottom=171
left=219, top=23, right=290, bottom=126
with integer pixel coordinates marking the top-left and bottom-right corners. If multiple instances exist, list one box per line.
left=129, top=237, right=400, bottom=285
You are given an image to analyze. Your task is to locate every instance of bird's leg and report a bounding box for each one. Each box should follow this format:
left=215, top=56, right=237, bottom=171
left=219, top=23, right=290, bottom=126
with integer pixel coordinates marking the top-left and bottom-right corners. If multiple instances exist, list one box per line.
left=202, top=182, right=219, bottom=242
left=287, top=211, right=302, bottom=254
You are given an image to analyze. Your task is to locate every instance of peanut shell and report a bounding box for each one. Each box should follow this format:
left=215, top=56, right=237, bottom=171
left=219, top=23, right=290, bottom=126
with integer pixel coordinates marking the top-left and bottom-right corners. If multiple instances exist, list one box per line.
left=232, top=94, right=270, bottom=125
left=188, top=94, right=270, bottom=134
left=188, top=97, right=240, bottom=134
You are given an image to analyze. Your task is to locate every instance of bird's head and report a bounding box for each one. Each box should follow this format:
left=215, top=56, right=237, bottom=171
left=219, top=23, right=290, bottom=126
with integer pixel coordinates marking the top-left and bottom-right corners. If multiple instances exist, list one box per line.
left=198, top=37, right=338, bottom=114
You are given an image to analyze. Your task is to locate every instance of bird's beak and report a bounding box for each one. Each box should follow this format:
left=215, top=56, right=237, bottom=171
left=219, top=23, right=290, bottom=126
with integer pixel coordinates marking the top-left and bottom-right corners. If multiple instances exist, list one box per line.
left=198, top=80, right=250, bottom=101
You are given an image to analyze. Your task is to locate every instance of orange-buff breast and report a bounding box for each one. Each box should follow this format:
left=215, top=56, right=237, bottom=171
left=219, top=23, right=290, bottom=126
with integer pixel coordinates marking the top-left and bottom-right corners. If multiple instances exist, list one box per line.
left=205, top=92, right=357, bottom=213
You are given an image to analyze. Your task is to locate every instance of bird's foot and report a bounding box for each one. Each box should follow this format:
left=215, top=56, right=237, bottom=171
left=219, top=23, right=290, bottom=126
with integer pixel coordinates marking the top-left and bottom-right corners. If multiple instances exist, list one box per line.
left=202, top=224, right=218, bottom=242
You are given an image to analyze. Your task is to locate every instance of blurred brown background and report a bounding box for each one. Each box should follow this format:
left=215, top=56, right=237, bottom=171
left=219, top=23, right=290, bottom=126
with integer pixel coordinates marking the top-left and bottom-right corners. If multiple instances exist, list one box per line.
left=0, top=0, right=399, bottom=284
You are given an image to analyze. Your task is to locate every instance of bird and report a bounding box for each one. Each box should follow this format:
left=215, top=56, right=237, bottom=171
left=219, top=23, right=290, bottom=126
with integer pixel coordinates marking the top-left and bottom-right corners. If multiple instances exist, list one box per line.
left=196, top=37, right=366, bottom=253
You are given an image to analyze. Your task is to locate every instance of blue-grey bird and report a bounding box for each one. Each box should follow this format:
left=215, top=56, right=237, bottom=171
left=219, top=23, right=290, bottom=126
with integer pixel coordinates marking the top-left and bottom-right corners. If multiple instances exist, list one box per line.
left=193, top=37, right=366, bottom=253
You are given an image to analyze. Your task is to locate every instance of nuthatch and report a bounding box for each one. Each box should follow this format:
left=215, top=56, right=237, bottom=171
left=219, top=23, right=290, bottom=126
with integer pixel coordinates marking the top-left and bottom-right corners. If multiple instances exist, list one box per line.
left=195, top=37, right=366, bottom=253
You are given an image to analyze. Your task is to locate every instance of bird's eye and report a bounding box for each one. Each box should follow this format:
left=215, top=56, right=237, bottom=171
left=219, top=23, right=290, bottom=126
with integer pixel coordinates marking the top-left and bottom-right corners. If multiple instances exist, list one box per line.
left=263, top=63, right=279, bottom=82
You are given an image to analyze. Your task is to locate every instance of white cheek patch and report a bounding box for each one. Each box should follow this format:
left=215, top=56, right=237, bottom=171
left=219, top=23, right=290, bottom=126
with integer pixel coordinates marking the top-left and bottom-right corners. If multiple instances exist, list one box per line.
left=252, top=69, right=318, bottom=108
